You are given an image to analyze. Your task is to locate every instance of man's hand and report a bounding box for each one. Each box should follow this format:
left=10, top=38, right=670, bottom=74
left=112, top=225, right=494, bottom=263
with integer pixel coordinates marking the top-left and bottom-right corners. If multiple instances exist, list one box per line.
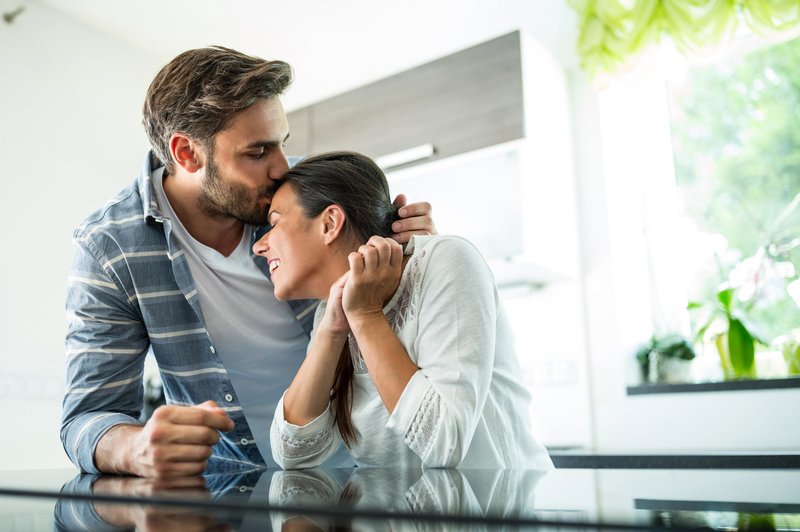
left=342, top=236, right=404, bottom=324
left=390, top=194, right=436, bottom=244
left=92, top=475, right=221, bottom=531
left=96, top=400, right=234, bottom=478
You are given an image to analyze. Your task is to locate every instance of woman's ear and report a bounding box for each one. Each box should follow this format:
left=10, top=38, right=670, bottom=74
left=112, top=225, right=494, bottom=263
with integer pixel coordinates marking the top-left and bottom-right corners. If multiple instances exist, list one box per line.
left=168, top=133, right=204, bottom=173
left=321, top=205, right=347, bottom=245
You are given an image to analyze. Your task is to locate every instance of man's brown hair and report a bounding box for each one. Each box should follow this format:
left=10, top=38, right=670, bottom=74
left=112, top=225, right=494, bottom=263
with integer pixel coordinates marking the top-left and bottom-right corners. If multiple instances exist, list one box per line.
left=143, top=46, right=293, bottom=174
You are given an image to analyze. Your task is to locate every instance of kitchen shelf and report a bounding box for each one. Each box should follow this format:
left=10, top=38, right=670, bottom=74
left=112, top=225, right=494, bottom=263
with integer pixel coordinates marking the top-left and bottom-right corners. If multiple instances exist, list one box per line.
left=627, top=376, right=800, bottom=395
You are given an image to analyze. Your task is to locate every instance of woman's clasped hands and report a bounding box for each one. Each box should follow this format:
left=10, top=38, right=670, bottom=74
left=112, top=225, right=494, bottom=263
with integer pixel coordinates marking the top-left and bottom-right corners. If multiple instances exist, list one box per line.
left=320, top=236, right=404, bottom=336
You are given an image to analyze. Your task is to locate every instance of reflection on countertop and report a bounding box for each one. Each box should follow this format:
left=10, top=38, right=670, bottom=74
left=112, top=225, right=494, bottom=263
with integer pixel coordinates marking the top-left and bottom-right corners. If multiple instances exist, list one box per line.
left=0, top=464, right=797, bottom=531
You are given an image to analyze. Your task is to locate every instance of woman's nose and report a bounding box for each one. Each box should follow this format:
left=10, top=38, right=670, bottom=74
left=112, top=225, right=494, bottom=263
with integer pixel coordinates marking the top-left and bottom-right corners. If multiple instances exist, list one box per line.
left=253, top=234, right=270, bottom=256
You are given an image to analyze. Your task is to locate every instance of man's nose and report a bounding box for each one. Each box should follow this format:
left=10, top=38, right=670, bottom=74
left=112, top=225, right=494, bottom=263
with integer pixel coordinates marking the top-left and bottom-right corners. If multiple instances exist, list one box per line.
left=268, top=149, right=289, bottom=181
left=253, top=234, right=270, bottom=256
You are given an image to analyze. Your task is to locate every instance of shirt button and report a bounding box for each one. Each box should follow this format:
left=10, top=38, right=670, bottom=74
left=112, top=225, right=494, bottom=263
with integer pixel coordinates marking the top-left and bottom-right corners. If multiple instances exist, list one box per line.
left=240, top=438, right=249, bottom=445
left=225, top=394, right=234, bottom=402
left=209, top=346, right=216, bottom=354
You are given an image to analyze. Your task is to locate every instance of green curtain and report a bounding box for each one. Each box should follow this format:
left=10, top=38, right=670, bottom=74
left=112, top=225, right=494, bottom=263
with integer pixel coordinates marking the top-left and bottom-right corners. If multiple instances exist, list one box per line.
left=569, top=0, right=800, bottom=78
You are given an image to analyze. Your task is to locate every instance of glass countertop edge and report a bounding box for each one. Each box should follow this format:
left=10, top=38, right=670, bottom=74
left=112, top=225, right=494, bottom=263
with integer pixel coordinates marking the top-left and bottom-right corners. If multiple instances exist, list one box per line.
left=0, top=483, right=653, bottom=530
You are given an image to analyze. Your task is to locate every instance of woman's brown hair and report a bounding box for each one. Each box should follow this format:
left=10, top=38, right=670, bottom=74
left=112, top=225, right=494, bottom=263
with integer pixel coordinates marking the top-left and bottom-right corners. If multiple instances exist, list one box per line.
left=281, top=151, right=400, bottom=446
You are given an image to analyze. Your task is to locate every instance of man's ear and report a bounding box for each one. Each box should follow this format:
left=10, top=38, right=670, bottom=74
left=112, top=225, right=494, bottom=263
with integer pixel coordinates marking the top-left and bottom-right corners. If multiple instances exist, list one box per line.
left=168, top=133, right=204, bottom=173
left=320, top=205, right=347, bottom=245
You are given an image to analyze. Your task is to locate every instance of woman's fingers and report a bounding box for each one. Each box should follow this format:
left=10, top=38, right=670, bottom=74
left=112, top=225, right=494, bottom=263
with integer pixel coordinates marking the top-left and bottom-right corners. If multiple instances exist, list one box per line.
left=348, top=251, right=365, bottom=277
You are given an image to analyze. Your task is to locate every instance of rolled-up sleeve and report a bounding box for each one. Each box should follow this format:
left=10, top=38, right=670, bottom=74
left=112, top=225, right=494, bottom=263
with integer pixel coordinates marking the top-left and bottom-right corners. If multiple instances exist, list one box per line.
left=61, top=233, right=149, bottom=473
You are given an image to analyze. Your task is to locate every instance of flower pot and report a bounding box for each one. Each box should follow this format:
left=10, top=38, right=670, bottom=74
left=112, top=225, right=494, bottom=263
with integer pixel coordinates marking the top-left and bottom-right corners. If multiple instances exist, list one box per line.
left=649, top=351, right=693, bottom=383
left=783, top=340, right=800, bottom=376
left=715, top=332, right=757, bottom=380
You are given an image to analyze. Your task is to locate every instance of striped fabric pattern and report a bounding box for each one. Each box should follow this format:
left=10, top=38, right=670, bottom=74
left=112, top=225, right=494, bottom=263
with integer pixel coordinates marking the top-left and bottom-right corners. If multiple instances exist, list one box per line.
left=61, top=152, right=317, bottom=473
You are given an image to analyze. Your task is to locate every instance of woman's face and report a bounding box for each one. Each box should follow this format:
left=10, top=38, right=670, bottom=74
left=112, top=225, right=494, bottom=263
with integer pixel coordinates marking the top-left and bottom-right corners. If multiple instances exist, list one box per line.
left=253, top=184, right=328, bottom=300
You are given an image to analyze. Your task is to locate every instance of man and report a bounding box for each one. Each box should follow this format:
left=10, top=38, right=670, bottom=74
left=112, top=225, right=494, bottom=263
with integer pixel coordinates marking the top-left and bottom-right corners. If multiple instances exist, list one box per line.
left=61, top=46, right=434, bottom=478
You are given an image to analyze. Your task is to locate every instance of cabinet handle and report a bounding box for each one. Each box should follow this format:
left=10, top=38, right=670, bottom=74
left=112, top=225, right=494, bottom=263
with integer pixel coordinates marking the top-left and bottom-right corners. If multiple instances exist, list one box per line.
left=375, top=143, right=436, bottom=170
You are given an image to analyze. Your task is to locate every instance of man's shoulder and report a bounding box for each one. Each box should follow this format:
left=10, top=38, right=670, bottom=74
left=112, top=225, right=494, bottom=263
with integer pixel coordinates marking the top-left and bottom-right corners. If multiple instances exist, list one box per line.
left=74, top=152, right=162, bottom=242
left=73, top=179, right=145, bottom=239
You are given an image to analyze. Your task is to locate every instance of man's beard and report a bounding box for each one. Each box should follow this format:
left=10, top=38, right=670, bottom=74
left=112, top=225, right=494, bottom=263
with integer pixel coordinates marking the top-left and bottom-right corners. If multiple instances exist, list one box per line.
left=197, top=154, right=275, bottom=226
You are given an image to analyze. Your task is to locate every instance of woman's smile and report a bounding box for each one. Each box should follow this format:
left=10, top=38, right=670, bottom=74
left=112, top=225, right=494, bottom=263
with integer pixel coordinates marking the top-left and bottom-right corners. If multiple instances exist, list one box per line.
left=268, top=258, right=281, bottom=274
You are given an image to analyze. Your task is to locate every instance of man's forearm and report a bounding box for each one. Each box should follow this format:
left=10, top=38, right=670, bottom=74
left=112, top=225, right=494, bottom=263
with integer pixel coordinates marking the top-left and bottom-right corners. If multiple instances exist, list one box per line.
left=94, top=424, right=142, bottom=475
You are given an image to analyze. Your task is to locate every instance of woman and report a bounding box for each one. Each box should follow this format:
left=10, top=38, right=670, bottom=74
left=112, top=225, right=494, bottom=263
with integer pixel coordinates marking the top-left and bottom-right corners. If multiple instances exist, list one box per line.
left=253, top=151, right=552, bottom=470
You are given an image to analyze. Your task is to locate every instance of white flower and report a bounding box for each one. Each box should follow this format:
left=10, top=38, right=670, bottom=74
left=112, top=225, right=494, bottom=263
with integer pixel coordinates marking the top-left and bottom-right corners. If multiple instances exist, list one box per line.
left=729, top=247, right=795, bottom=305
left=788, top=279, right=800, bottom=308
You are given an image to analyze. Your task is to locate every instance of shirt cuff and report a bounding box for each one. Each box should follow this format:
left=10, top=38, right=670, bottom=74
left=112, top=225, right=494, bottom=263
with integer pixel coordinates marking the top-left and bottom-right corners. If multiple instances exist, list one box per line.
left=273, top=393, right=334, bottom=439
left=65, top=412, right=142, bottom=474
left=385, top=370, right=432, bottom=437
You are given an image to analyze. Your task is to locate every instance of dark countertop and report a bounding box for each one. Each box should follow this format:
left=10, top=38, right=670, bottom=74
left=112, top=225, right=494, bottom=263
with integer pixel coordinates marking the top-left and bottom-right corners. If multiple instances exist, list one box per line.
left=549, top=450, right=800, bottom=469
left=1, top=463, right=798, bottom=530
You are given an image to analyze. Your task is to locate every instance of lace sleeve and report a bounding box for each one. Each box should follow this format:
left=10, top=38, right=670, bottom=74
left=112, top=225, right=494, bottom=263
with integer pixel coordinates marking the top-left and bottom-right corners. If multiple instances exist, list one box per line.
left=270, top=396, right=341, bottom=469
left=402, top=385, right=442, bottom=460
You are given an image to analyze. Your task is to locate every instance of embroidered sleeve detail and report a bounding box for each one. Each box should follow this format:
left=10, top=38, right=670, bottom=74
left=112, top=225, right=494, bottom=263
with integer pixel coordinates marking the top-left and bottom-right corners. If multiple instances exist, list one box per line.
left=403, top=385, right=441, bottom=460
left=386, top=255, right=421, bottom=332
left=347, top=335, right=369, bottom=374
left=272, top=475, right=336, bottom=504
left=274, top=423, right=334, bottom=460
left=404, top=478, right=439, bottom=514
left=347, top=255, right=423, bottom=376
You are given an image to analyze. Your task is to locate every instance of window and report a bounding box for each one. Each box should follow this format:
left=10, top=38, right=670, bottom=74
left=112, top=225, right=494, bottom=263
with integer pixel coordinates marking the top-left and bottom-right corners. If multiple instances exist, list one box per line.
left=597, top=35, right=800, bottom=386
left=665, top=36, right=800, bottom=381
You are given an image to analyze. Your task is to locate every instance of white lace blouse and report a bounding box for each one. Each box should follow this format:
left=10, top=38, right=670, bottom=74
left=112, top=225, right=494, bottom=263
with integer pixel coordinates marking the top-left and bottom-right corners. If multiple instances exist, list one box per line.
left=270, top=235, right=553, bottom=470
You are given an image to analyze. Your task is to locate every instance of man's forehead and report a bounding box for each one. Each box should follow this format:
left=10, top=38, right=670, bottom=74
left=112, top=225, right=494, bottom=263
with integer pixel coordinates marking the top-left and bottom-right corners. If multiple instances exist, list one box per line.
left=219, top=98, right=288, bottom=139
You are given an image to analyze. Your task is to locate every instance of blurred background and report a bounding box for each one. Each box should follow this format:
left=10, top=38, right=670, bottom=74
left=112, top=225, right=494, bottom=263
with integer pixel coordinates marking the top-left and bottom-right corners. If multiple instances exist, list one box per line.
left=0, top=0, right=798, bottom=470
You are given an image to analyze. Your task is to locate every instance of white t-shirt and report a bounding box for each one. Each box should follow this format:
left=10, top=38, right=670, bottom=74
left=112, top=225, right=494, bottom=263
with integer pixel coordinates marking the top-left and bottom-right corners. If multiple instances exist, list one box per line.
left=271, top=235, right=553, bottom=470
left=153, top=168, right=309, bottom=465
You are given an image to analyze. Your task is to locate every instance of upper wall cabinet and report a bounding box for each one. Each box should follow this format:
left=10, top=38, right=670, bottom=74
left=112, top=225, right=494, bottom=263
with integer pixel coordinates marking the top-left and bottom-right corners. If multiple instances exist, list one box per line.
left=285, top=32, right=525, bottom=169
left=286, top=31, right=579, bottom=285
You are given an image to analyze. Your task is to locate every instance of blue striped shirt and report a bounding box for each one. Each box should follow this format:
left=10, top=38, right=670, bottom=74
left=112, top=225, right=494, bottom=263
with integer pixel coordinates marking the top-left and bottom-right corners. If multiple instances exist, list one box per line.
left=61, top=152, right=317, bottom=473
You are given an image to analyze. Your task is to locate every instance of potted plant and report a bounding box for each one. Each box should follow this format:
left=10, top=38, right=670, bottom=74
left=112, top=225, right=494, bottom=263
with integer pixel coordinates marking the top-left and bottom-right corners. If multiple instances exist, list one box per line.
left=636, top=334, right=696, bottom=384
left=688, top=193, right=799, bottom=381
left=689, top=285, right=764, bottom=380
left=775, top=329, right=800, bottom=376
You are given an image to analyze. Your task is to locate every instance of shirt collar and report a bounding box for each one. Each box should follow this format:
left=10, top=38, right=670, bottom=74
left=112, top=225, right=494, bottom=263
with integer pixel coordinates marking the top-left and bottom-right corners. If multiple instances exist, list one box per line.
left=138, top=150, right=167, bottom=224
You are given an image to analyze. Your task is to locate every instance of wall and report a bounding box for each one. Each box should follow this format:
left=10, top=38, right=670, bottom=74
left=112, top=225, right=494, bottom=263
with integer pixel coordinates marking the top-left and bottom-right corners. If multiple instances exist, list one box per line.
left=0, top=1, right=157, bottom=469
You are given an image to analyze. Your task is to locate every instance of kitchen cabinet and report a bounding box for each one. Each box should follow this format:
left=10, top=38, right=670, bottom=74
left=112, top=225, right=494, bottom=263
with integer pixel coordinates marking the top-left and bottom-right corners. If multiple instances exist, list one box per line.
left=285, top=32, right=524, bottom=169
left=286, top=29, right=580, bottom=284
left=284, top=106, right=311, bottom=157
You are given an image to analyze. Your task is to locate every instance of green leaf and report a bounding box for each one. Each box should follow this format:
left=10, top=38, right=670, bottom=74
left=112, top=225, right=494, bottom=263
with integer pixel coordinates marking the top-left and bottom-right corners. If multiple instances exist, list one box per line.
left=717, top=287, right=734, bottom=312
left=693, top=315, right=715, bottom=343
left=728, top=318, right=756, bottom=376
left=731, top=310, right=770, bottom=346
left=687, top=301, right=705, bottom=310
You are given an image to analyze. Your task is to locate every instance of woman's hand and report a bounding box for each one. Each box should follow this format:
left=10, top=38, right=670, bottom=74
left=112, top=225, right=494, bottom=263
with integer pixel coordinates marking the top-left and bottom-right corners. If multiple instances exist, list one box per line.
left=342, top=236, right=404, bottom=325
left=318, top=271, right=352, bottom=337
